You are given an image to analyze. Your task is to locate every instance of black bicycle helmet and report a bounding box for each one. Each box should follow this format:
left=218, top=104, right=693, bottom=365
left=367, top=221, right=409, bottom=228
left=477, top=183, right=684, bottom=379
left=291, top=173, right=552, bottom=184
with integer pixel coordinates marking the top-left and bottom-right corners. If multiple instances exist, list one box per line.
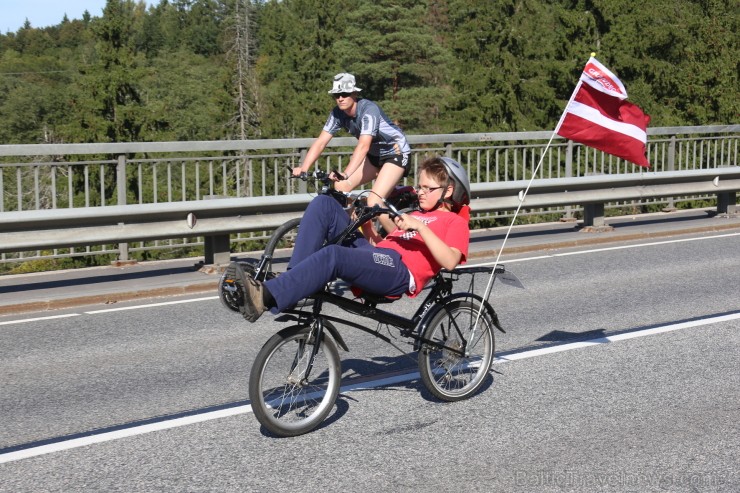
left=439, top=157, right=471, bottom=208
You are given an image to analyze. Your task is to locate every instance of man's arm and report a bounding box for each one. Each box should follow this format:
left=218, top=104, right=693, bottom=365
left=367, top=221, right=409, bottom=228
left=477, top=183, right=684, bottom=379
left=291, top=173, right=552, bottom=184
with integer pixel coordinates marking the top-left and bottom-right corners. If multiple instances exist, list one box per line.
left=294, top=130, right=334, bottom=176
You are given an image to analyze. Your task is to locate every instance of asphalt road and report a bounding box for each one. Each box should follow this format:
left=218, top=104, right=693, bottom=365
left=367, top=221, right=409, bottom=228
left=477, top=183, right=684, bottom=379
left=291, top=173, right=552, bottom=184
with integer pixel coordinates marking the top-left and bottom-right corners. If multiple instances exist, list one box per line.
left=0, top=217, right=739, bottom=492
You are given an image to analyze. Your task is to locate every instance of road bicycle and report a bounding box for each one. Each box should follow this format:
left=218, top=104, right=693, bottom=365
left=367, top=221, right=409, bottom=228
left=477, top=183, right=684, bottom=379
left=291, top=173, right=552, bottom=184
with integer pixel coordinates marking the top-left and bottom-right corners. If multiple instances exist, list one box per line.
left=219, top=200, right=524, bottom=437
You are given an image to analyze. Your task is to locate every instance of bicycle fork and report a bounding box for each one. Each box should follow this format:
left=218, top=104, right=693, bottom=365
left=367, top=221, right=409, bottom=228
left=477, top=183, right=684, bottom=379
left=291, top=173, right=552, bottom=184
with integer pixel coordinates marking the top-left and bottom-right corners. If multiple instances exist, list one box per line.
left=253, top=254, right=272, bottom=282
left=288, top=306, right=326, bottom=386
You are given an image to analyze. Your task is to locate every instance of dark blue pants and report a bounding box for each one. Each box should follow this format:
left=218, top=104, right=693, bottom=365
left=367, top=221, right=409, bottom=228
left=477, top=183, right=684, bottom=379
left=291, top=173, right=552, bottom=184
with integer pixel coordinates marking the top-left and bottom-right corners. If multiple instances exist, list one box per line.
left=264, top=195, right=410, bottom=311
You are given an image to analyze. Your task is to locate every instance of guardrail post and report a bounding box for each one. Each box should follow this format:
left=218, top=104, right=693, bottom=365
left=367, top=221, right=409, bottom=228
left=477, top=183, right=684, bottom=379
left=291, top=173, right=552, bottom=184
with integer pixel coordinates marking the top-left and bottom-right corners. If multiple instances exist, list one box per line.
left=203, top=195, right=231, bottom=266
left=445, top=143, right=452, bottom=158
left=580, top=171, right=611, bottom=231
left=116, top=154, right=129, bottom=262
left=204, top=234, right=231, bottom=266
left=583, top=203, right=606, bottom=228
left=663, top=135, right=677, bottom=211
left=717, top=191, right=737, bottom=215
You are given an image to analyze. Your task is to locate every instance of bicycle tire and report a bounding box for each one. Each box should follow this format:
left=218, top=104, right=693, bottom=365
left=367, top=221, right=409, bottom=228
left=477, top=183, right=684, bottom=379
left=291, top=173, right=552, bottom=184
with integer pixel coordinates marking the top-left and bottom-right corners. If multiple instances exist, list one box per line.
left=418, top=300, right=495, bottom=401
left=249, top=324, right=342, bottom=437
left=263, top=217, right=301, bottom=274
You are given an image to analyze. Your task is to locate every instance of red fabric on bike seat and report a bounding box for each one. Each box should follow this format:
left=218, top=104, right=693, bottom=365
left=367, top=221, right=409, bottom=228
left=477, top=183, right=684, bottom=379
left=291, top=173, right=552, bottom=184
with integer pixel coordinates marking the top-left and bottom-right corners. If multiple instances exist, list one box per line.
left=455, top=204, right=471, bottom=223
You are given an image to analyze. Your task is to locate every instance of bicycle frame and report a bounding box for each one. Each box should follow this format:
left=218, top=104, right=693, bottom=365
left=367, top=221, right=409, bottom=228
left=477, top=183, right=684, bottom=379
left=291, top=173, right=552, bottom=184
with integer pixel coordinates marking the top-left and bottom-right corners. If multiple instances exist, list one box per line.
left=276, top=265, right=508, bottom=360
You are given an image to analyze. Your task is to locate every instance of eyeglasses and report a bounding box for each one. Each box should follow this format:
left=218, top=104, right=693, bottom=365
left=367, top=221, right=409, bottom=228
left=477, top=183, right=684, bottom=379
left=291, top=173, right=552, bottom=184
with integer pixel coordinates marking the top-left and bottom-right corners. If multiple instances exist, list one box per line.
left=415, top=185, right=444, bottom=194
left=332, top=92, right=353, bottom=99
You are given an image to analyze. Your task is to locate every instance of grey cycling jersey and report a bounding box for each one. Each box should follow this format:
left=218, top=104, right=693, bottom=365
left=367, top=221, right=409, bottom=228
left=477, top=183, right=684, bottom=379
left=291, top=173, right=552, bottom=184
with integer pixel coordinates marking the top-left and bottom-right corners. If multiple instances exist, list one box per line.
left=323, top=99, right=411, bottom=158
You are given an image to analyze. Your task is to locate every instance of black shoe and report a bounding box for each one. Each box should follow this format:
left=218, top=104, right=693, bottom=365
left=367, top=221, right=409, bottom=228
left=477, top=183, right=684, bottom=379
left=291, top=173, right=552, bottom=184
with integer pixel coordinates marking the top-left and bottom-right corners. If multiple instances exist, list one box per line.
left=232, top=262, right=266, bottom=323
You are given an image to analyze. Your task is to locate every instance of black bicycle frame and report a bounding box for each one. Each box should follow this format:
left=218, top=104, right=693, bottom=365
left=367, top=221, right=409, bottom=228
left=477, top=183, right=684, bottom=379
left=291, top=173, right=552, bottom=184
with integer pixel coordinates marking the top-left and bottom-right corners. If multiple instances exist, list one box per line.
left=279, top=265, right=501, bottom=358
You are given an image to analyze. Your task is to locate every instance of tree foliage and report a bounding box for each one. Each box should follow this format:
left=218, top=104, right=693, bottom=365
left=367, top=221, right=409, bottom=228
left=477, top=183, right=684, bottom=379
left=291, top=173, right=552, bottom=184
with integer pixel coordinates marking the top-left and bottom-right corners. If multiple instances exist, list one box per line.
left=0, top=0, right=735, bottom=145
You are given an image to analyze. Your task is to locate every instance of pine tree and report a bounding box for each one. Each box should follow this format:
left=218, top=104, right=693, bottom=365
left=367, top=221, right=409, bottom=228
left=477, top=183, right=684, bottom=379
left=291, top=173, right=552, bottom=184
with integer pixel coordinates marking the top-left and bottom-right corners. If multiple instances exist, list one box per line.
left=226, top=0, right=261, bottom=140
left=70, top=0, right=147, bottom=143
left=332, top=0, right=455, bottom=133
left=255, top=0, right=352, bottom=138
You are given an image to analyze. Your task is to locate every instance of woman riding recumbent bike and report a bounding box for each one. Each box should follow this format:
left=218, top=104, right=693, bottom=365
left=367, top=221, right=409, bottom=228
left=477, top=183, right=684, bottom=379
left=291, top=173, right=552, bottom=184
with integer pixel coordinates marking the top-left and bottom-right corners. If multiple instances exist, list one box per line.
left=218, top=156, right=523, bottom=437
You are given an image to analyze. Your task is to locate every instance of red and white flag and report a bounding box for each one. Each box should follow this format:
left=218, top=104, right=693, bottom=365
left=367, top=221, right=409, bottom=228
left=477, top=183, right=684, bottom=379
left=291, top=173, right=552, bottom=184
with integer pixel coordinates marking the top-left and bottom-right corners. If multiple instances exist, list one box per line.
left=556, top=57, right=651, bottom=167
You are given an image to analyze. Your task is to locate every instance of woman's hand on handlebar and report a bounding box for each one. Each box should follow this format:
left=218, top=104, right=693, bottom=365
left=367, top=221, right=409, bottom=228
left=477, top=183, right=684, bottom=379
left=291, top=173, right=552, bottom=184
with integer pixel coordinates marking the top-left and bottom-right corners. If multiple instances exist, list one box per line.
left=291, top=166, right=305, bottom=178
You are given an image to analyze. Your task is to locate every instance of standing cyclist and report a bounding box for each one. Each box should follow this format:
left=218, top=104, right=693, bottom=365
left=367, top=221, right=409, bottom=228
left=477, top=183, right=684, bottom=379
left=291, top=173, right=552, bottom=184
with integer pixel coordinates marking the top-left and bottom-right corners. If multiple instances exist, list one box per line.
left=293, top=73, right=411, bottom=243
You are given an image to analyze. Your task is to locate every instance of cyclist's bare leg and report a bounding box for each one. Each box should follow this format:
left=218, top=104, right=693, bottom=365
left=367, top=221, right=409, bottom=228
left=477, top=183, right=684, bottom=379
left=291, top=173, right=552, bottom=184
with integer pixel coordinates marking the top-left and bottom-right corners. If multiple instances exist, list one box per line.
left=334, top=159, right=404, bottom=243
left=333, top=157, right=375, bottom=193
left=367, top=163, right=405, bottom=238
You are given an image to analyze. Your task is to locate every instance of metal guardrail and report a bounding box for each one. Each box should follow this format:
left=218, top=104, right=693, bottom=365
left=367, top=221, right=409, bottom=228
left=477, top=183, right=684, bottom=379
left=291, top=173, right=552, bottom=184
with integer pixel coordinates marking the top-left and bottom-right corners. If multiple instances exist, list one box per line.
left=0, top=125, right=738, bottom=264
left=1, top=167, right=737, bottom=265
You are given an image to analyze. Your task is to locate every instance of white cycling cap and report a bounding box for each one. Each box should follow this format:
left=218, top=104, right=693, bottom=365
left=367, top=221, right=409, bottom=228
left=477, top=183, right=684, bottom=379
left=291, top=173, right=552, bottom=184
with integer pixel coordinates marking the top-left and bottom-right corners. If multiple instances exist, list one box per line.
left=328, top=73, right=362, bottom=94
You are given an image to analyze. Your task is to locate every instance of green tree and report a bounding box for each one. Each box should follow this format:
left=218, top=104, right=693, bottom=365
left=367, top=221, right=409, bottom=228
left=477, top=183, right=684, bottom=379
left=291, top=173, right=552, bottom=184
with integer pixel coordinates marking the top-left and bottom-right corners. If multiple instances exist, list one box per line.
left=332, top=0, right=456, bottom=133
left=443, top=0, right=582, bottom=132
left=0, top=0, right=736, bottom=148
left=255, top=0, right=352, bottom=138
left=588, top=0, right=738, bottom=125
left=0, top=45, right=75, bottom=144
left=68, top=0, right=148, bottom=143
left=182, top=0, right=226, bottom=56
left=140, top=49, right=232, bottom=141
left=138, top=0, right=170, bottom=55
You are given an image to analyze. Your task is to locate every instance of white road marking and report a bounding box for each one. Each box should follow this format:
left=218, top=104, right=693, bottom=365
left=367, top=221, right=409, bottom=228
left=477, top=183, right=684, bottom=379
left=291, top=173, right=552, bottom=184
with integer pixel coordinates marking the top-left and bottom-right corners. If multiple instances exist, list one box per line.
left=84, top=296, right=219, bottom=314
left=552, top=231, right=740, bottom=256
left=0, top=313, right=80, bottom=326
left=473, top=231, right=740, bottom=266
left=495, top=312, right=740, bottom=362
left=2, top=310, right=737, bottom=464
left=0, top=405, right=251, bottom=464
left=0, top=297, right=220, bottom=326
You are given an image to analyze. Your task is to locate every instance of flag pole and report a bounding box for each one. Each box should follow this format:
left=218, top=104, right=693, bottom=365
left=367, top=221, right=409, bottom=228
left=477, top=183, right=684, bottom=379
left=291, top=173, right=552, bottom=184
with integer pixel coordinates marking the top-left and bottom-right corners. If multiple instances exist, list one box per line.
left=471, top=54, right=594, bottom=329
left=554, top=78, right=583, bottom=135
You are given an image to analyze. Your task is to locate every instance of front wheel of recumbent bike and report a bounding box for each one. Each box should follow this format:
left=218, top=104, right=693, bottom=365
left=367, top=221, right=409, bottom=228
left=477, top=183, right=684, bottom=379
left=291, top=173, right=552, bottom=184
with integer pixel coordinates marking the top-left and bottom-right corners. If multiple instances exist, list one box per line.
left=249, top=324, right=342, bottom=437
left=418, top=300, right=495, bottom=401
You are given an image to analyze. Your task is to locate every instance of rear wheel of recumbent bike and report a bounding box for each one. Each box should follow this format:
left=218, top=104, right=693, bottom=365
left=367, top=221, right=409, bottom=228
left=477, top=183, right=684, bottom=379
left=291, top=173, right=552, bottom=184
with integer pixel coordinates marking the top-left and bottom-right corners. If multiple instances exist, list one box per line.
left=263, top=217, right=302, bottom=274
left=218, top=219, right=301, bottom=312
left=418, top=300, right=495, bottom=401
left=249, top=324, right=342, bottom=437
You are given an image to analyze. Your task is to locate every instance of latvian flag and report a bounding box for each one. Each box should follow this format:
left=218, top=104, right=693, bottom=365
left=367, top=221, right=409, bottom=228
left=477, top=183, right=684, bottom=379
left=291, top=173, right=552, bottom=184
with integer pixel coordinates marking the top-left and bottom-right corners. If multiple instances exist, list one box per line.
left=556, top=57, right=651, bottom=167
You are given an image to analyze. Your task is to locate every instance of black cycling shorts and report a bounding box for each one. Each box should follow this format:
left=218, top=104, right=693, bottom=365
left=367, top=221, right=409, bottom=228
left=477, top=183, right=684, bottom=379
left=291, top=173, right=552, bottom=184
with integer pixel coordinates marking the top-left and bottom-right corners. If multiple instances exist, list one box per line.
left=368, top=153, right=411, bottom=177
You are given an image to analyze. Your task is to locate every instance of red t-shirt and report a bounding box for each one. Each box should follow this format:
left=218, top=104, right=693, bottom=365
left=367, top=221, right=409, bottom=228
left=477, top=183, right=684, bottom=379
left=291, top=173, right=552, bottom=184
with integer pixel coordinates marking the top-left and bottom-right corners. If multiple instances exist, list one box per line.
left=377, top=209, right=470, bottom=296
